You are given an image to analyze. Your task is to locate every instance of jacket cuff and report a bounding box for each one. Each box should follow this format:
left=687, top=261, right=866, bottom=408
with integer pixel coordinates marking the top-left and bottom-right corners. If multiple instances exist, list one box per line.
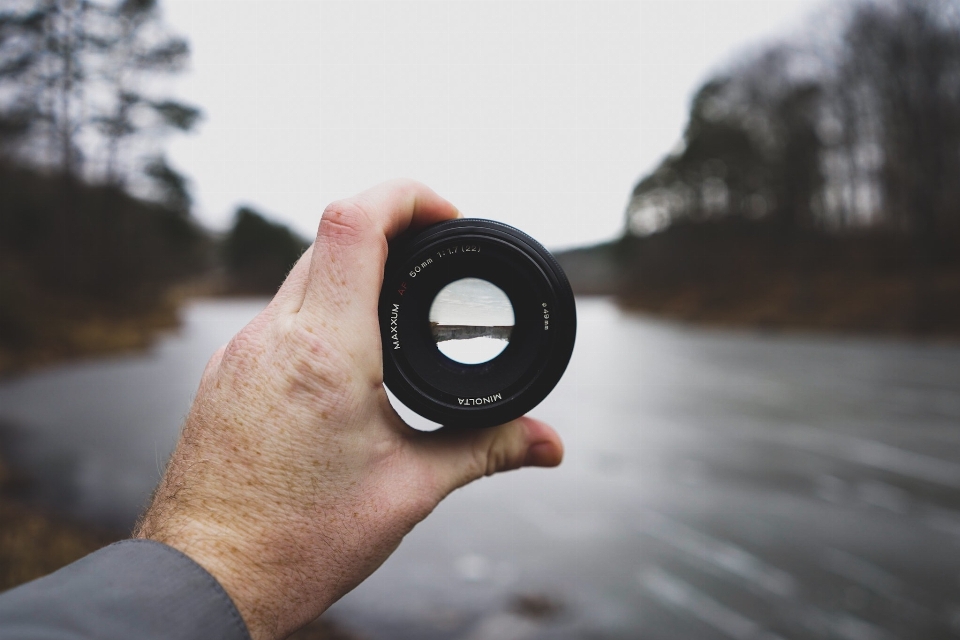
left=0, top=538, right=250, bottom=640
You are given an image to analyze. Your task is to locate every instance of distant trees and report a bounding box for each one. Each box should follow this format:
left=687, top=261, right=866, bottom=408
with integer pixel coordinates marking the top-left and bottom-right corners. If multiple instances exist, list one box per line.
left=627, top=0, right=960, bottom=257
left=839, top=0, right=960, bottom=254
left=223, top=208, right=309, bottom=294
left=628, top=48, right=827, bottom=238
left=614, top=0, right=960, bottom=334
left=0, top=1, right=316, bottom=365
left=0, top=0, right=204, bottom=306
left=0, top=0, right=199, bottom=195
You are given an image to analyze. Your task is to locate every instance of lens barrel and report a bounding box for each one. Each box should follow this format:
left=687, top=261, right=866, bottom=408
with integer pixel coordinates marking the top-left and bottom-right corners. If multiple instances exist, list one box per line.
left=379, top=219, right=576, bottom=428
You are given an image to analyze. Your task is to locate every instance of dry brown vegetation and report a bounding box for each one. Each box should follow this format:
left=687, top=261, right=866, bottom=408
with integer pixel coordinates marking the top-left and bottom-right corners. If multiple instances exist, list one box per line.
left=559, top=219, right=960, bottom=338
left=0, top=456, right=121, bottom=591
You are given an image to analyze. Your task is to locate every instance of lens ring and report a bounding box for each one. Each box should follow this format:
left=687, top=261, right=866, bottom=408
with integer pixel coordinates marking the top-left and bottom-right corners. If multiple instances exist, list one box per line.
left=379, top=219, right=576, bottom=428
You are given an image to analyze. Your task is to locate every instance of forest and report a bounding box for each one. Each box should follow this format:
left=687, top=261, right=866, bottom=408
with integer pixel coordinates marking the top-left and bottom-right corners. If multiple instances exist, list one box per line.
left=0, top=0, right=306, bottom=374
left=560, top=0, right=960, bottom=335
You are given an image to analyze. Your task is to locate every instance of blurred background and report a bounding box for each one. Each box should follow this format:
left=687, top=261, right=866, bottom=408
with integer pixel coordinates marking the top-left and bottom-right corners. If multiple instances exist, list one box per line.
left=2, top=1, right=960, bottom=639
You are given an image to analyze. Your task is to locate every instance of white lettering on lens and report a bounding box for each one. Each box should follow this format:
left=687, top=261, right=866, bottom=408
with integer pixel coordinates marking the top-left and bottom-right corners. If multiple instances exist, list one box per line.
left=457, top=393, right=503, bottom=406
left=437, top=245, right=458, bottom=258
left=408, top=257, right=433, bottom=278
left=390, top=304, right=400, bottom=349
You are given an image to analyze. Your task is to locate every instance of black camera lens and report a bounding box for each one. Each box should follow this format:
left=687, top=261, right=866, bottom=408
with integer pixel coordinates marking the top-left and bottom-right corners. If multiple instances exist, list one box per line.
left=379, top=219, right=576, bottom=428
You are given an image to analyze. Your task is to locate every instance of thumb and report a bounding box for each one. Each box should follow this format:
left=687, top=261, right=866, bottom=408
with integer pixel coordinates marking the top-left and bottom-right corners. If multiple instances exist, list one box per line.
left=416, top=417, right=564, bottom=497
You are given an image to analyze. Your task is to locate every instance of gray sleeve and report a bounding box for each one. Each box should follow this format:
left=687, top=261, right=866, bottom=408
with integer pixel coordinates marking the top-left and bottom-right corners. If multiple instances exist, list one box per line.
left=0, top=539, right=251, bottom=640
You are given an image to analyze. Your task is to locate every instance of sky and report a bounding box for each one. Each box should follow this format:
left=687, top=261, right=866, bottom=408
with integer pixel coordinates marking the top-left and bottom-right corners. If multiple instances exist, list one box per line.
left=162, top=0, right=821, bottom=250
left=430, top=278, right=516, bottom=327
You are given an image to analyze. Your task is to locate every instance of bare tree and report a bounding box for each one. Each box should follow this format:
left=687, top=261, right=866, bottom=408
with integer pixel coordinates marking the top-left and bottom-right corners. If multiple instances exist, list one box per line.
left=0, top=0, right=200, bottom=190
left=841, top=0, right=960, bottom=252
left=628, top=46, right=824, bottom=235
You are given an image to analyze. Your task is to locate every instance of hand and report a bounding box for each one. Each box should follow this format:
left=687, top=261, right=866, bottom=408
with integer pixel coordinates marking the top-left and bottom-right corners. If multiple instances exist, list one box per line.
left=134, top=180, right=564, bottom=640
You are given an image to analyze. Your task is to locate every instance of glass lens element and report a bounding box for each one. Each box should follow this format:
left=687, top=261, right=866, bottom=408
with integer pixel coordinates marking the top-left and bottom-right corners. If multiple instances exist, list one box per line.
left=428, top=278, right=515, bottom=364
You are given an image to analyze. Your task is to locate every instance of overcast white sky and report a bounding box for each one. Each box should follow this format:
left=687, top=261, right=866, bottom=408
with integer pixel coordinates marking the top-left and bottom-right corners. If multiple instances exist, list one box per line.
left=162, top=0, right=821, bottom=250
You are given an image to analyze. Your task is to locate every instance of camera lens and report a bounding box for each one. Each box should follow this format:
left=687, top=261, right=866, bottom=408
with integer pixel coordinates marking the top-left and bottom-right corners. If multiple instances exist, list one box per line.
left=379, top=219, right=576, bottom=428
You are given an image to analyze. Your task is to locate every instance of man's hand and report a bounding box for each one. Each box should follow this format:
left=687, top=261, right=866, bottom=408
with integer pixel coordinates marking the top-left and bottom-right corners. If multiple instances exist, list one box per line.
left=134, top=180, right=564, bottom=640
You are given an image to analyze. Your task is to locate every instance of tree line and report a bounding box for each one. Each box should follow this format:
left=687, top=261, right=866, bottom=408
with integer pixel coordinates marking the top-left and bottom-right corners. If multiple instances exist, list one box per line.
left=0, top=0, right=207, bottom=305
left=0, top=0, right=198, bottom=201
left=628, top=0, right=960, bottom=260
left=603, top=0, right=960, bottom=334
left=0, top=1, right=306, bottom=365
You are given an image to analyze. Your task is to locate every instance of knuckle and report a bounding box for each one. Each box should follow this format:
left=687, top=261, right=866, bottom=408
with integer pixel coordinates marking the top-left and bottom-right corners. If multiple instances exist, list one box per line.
left=219, top=325, right=265, bottom=376
left=485, top=445, right=510, bottom=477
left=221, top=331, right=249, bottom=363
left=319, top=200, right=369, bottom=245
left=203, top=345, right=226, bottom=376
left=482, top=427, right=525, bottom=477
left=198, top=345, right=227, bottom=389
left=464, top=440, right=488, bottom=480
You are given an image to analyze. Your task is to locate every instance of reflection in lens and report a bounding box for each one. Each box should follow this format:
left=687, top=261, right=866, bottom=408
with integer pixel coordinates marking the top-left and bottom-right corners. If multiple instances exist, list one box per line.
left=429, top=278, right=515, bottom=364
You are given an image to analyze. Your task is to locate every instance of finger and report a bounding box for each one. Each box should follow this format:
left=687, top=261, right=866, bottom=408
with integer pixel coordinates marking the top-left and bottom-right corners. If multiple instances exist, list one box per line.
left=265, top=243, right=315, bottom=315
left=300, top=179, right=460, bottom=318
left=414, top=416, right=564, bottom=498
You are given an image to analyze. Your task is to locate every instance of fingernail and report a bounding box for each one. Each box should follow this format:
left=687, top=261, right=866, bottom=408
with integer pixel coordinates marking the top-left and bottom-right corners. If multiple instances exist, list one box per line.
left=524, top=442, right=559, bottom=467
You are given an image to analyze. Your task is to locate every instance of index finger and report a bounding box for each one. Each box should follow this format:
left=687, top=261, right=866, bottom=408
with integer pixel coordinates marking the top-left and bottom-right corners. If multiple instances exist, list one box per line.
left=300, top=179, right=460, bottom=318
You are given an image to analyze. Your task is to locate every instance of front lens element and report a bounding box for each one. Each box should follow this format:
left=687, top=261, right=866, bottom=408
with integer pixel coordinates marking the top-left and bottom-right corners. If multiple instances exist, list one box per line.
left=428, top=277, right=515, bottom=364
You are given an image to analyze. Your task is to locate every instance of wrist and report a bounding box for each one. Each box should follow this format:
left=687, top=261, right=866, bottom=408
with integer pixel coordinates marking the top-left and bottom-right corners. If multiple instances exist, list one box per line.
left=136, top=512, right=313, bottom=640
